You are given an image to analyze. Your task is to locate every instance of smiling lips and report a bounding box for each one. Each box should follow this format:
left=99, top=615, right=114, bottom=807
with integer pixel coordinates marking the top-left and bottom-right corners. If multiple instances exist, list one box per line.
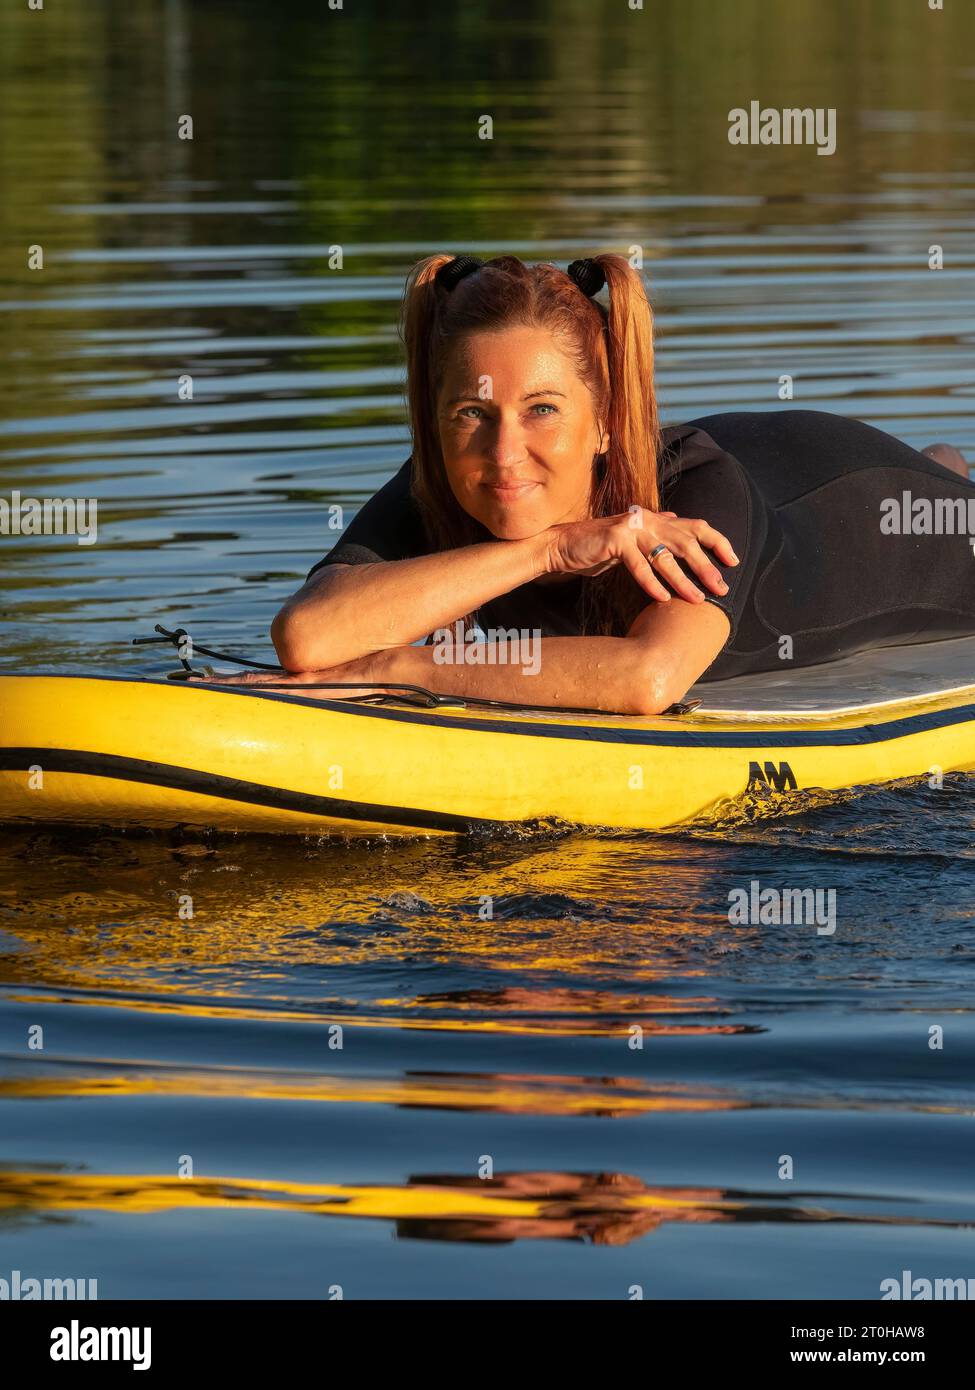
left=483, top=479, right=540, bottom=500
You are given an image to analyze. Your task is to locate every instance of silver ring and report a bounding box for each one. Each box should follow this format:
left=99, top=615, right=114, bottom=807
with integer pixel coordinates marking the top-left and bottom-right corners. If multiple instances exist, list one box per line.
left=648, top=544, right=671, bottom=562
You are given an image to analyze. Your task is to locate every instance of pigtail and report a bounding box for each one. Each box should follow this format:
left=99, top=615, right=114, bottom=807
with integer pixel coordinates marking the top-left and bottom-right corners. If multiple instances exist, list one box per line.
left=399, top=255, right=454, bottom=500
left=591, top=253, right=661, bottom=515
left=580, top=254, right=663, bottom=635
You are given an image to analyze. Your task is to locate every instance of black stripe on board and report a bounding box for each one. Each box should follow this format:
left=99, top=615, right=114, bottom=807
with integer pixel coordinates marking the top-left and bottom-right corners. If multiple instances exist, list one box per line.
left=0, top=748, right=498, bottom=833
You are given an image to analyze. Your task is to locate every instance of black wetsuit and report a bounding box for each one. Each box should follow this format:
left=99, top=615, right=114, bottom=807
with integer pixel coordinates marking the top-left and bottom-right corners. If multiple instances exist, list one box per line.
left=306, top=410, right=975, bottom=681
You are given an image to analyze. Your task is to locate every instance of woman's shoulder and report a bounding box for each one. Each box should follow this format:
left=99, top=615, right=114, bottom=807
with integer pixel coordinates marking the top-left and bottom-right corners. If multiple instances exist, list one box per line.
left=658, top=421, right=751, bottom=511
left=306, top=458, right=427, bottom=580
left=656, top=422, right=767, bottom=651
left=660, top=421, right=741, bottom=477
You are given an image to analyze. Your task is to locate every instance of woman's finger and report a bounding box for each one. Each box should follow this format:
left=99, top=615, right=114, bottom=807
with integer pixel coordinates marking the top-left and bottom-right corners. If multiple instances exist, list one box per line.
left=670, top=539, right=730, bottom=597
left=620, top=546, right=672, bottom=603
left=197, top=668, right=395, bottom=699
left=650, top=549, right=706, bottom=603
left=199, top=669, right=285, bottom=685
left=689, top=520, right=739, bottom=566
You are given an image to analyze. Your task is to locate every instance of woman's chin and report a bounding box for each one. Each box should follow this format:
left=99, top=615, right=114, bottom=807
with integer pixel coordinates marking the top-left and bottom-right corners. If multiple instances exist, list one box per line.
left=482, top=513, right=548, bottom=542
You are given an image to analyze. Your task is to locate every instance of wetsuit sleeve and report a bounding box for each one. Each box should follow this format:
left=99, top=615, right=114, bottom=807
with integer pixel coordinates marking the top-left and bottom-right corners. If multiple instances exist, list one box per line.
left=305, top=460, right=428, bottom=582
left=657, top=429, right=765, bottom=646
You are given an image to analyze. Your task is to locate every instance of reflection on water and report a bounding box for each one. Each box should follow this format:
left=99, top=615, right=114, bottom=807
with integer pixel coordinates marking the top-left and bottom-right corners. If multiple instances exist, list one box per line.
left=2, top=819, right=975, bottom=1292
left=1, top=0, right=975, bottom=1296
left=4, top=1166, right=965, bottom=1248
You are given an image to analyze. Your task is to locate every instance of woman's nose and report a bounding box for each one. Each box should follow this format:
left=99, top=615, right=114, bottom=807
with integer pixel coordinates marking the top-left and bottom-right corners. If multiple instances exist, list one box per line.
left=484, top=412, right=529, bottom=464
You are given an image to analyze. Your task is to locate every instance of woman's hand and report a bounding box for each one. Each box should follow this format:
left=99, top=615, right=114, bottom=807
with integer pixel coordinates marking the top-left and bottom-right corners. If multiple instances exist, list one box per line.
left=189, top=657, right=394, bottom=699
left=541, top=508, right=739, bottom=604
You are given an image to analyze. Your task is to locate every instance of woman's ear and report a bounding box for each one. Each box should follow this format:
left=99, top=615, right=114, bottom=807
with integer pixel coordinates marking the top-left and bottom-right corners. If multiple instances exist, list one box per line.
left=597, top=425, right=611, bottom=455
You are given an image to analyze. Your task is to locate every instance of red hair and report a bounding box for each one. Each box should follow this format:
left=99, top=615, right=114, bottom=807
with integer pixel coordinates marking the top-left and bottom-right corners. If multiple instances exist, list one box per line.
left=400, top=253, right=662, bottom=635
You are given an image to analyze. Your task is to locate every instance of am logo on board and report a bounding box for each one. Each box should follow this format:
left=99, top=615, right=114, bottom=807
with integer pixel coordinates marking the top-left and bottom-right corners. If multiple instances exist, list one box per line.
left=747, top=760, right=798, bottom=792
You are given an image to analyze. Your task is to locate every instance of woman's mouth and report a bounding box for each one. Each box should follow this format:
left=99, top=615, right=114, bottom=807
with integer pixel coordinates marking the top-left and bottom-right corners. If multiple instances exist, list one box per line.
left=483, top=480, right=540, bottom=500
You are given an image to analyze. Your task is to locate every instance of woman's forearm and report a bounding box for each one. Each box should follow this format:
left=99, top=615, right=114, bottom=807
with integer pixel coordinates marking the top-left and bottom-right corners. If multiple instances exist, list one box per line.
left=273, top=535, right=549, bottom=671
left=373, top=635, right=664, bottom=716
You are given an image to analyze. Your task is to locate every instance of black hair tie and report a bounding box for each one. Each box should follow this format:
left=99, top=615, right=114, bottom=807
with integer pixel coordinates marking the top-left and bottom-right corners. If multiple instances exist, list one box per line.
left=567, top=258, right=606, bottom=297
left=435, top=255, right=484, bottom=291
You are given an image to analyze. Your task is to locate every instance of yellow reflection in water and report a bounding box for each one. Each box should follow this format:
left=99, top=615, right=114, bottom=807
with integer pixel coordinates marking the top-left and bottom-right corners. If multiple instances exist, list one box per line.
left=0, top=1067, right=736, bottom=1117
left=0, top=1168, right=737, bottom=1244
left=0, top=1168, right=945, bottom=1246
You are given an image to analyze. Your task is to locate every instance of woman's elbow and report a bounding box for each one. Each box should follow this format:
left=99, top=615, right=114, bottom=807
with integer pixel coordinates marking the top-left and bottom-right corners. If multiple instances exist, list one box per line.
left=625, top=663, right=681, bottom=717
left=271, top=606, right=321, bottom=673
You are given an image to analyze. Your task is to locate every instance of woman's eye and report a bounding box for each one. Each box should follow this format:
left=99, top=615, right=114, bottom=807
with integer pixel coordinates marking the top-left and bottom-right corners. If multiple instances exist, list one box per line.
left=453, top=403, right=557, bottom=420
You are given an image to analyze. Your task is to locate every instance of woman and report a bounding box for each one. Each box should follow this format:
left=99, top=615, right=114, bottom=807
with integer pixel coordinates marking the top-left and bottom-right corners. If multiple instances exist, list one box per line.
left=258, top=253, right=974, bottom=715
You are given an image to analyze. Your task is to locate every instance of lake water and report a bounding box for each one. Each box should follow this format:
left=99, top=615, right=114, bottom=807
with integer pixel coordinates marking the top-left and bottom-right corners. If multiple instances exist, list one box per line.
left=1, top=0, right=974, bottom=1299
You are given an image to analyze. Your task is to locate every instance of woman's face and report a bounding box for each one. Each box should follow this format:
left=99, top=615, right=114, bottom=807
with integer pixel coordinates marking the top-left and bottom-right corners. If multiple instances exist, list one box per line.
left=436, top=326, right=609, bottom=540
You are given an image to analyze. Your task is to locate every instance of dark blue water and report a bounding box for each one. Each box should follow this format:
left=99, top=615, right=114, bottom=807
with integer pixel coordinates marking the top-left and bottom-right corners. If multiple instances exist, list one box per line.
left=1, top=0, right=974, bottom=1298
